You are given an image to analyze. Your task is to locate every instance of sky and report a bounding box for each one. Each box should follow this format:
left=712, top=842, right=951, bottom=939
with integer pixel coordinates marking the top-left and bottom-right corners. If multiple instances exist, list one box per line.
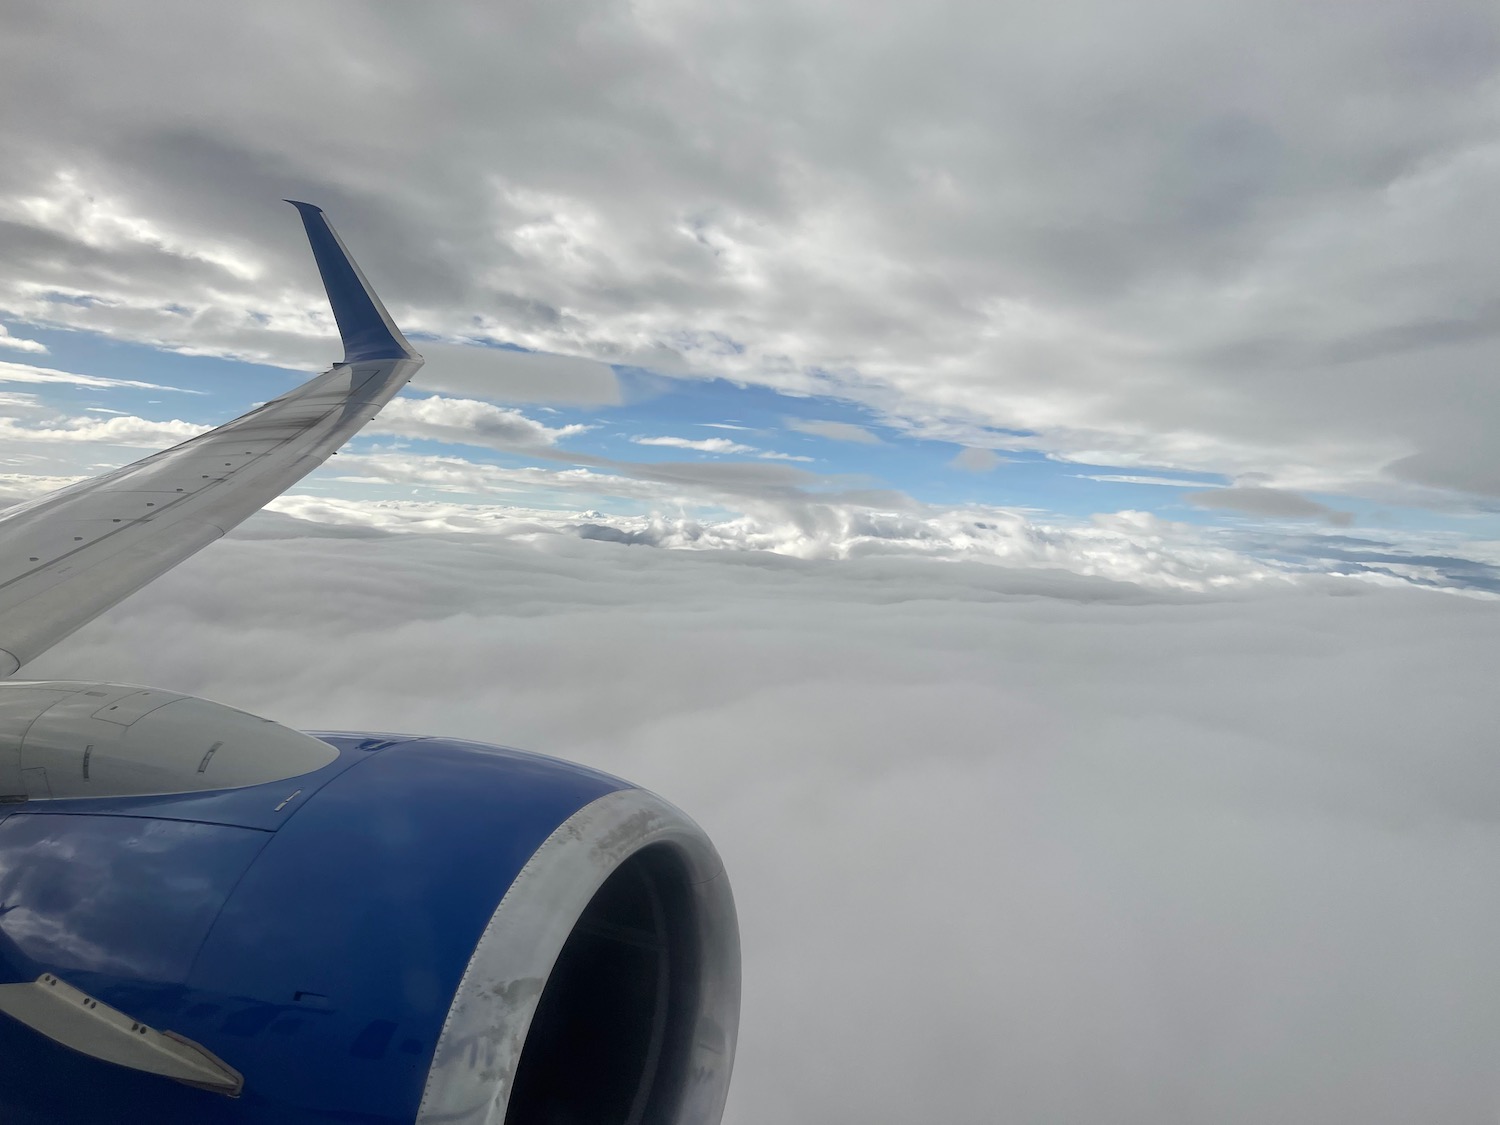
left=2, top=1, right=1500, bottom=1121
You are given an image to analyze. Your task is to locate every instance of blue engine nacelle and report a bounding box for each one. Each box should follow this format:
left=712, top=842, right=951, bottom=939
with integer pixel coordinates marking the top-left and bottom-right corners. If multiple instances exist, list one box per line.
left=0, top=682, right=739, bottom=1124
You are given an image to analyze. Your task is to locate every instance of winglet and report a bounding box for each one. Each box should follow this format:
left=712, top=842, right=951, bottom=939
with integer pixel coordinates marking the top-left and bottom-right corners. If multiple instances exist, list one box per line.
left=285, top=200, right=421, bottom=364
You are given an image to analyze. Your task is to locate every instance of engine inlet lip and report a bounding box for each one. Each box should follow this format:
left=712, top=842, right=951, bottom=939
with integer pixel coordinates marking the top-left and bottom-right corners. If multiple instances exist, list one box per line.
left=416, top=787, right=740, bottom=1125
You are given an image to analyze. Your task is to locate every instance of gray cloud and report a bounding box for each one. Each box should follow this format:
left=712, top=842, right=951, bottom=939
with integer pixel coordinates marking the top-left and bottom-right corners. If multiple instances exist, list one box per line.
left=949, top=446, right=1003, bottom=472
left=17, top=519, right=1500, bottom=1124
left=1187, top=485, right=1355, bottom=526
left=784, top=419, right=882, bottom=445
left=0, top=2, right=1494, bottom=508
left=1386, top=441, right=1500, bottom=499
left=416, top=343, right=621, bottom=406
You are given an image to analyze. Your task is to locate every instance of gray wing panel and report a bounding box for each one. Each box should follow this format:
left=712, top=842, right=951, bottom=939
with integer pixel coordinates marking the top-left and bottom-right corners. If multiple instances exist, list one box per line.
left=0, top=206, right=424, bottom=675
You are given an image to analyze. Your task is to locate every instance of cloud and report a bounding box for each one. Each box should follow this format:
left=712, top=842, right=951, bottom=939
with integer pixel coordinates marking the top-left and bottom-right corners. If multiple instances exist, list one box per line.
left=415, top=343, right=621, bottom=405
left=1385, top=444, right=1500, bottom=499
left=1188, top=485, right=1355, bottom=526
left=324, top=444, right=843, bottom=515
left=0, top=326, right=46, bottom=354
left=632, top=435, right=760, bottom=455
left=320, top=451, right=668, bottom=506
left=785, top=418, right=881, bottom=444
left=0, top=472, right=86, bottom=506
left=369, top=394, right=589, bottom=450
left=19, top=517, right=1500, bottom=1125
left=262, top=485, right=1286, bottom=591
left=1081, top=473, right=1208, bottom=487
left=0, top=5, right=1496, bottom=520
left=4, top=6, right=1496, bottom=512
left=949, top=446, right=1003, bottom=472
left=1227, top=527, right=1500, bottom=594
left=0, top=412, right=207, bottom=447
left=0, top=359, right=193, bottom=393
left=631, top=434, right=813, bottom=462
left=3, top=409, right=1488, bottom=596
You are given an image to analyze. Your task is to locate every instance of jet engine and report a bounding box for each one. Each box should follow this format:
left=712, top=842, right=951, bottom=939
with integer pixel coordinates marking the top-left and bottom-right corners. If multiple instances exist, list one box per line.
left=0, top=681, right=739, bottom=1125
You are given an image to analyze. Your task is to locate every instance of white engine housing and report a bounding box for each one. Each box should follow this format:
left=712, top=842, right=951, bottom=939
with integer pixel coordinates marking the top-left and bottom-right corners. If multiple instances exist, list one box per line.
left=0, top=681, right=337, bottom=802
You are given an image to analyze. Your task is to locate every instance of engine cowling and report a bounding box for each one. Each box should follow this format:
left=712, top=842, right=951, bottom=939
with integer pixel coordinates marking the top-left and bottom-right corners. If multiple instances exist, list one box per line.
left=0, top=682, right=739, bottom=1125
left=0, top=681, right=339, bottom=802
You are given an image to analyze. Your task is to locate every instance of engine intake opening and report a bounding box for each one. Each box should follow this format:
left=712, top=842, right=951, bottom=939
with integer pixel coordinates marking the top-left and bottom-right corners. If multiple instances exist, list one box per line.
left=506, top=844, right=699, bottom=1125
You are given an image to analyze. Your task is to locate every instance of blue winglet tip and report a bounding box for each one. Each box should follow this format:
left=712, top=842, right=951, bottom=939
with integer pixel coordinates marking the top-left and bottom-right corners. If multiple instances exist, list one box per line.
left=286, top=201, right=417, bottom=364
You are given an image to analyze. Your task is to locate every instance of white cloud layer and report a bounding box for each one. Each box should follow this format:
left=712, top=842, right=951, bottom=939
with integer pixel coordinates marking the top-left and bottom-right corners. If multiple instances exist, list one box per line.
left=21, top=519, right=1500, bottom=1125
left=1, top=422, right=1494, bottom=595
left=266, top=493, right=1283, bottom=592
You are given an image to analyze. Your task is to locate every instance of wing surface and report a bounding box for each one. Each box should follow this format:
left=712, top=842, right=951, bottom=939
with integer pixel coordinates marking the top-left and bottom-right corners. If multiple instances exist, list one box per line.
left=0, top=203, right=424, bottom=675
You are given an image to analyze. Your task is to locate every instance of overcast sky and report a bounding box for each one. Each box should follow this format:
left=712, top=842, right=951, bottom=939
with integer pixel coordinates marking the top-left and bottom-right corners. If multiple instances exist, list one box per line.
left=4, top=2, right=1500, bottom=1121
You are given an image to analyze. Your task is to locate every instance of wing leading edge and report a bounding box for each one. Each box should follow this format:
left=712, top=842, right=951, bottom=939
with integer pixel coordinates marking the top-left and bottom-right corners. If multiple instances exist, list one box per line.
left=0, top=205, right=424, bottom=676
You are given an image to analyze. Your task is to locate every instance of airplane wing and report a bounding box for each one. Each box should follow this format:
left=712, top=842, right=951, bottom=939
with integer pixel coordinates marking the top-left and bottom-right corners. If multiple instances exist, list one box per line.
left=0, top=201, right=423, bottom=676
